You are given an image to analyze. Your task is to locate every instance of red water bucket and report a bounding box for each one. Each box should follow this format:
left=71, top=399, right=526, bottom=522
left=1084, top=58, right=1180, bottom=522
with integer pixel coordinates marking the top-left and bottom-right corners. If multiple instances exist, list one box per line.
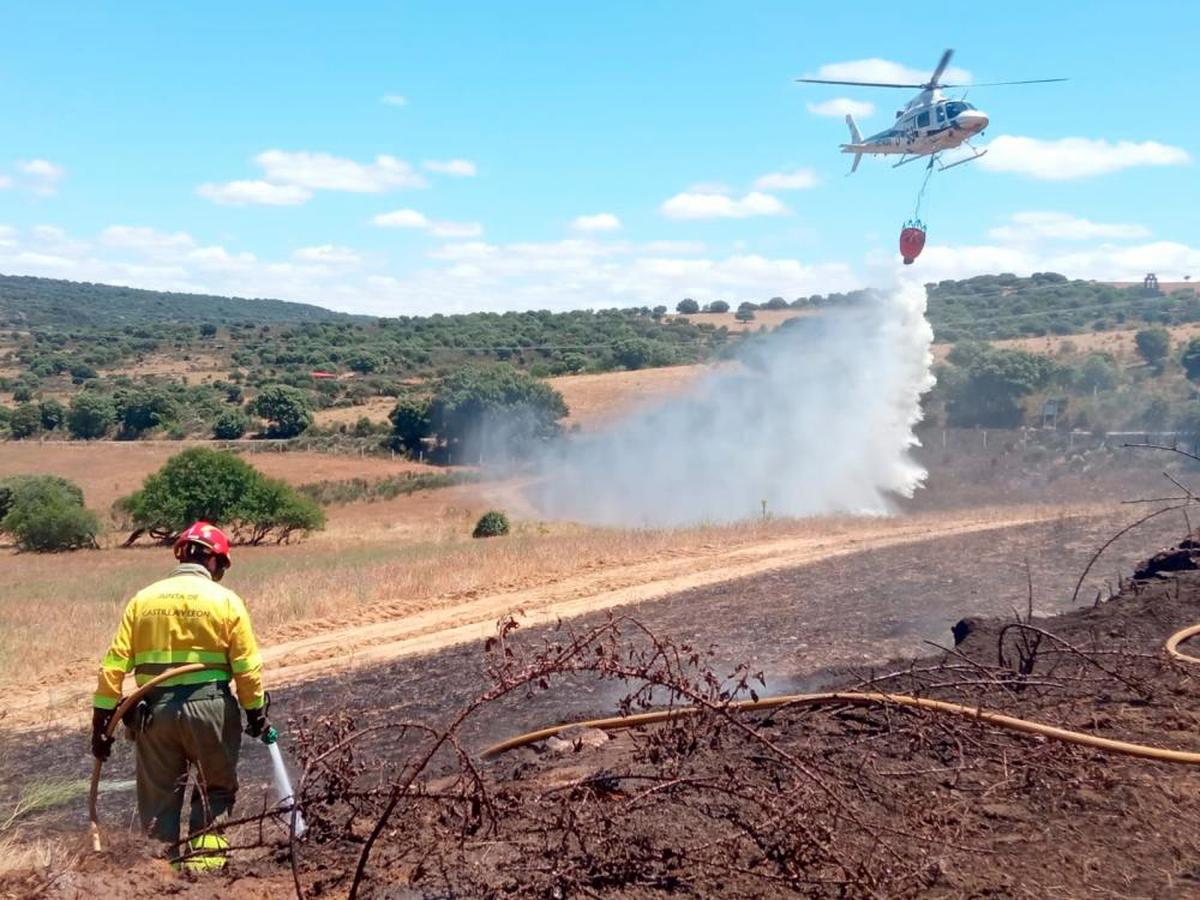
left=900, top=222, right=926, bottom=265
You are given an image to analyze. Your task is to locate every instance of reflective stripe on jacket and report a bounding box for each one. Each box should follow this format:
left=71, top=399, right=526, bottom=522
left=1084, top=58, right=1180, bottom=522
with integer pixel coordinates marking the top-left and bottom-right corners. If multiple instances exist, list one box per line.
left=93, top=563, right=264, bottom=712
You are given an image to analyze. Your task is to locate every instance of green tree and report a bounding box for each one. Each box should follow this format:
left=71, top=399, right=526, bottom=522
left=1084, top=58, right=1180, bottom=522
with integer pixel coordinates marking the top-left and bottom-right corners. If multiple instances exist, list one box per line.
left=1134, top=327, right=1171, bottom=370
left=69, top=363, right=98, bottom=384
left=763, top=296, right=789, bottom=310
left=345, top=352, right=381, bottom=374
left=429, top=365, right=567, bottom=463
left=707, top=300, right=730, bottom=313
left=118, top=447, right=325, bottom=544
left=9, top=404, right=41, bottom=439
left=675, top=298, right=700, bottom=314
left=613, top=338, right=674, bottom=371
left=0, top=405, right=10, bottom=436
left=945, top=348, right=1053, bottom=428
left=388, top=396, right=431, bottom=454
left=1077, top=355, right=1120, bottom=393
left=38, top=398, right=66, bottom=431
left=211, top=409, right=250, bottom=440
left=248, top=384, right=313, bottom=438
left=115, top=388, right=177, bottom=437
left=734, top=308, right=756, bottom=323
left=0, top=475, right=98, bottom=551
left=67, top=393, right=116, bottom=440
left=1182, top=338, right=1200, bottom=382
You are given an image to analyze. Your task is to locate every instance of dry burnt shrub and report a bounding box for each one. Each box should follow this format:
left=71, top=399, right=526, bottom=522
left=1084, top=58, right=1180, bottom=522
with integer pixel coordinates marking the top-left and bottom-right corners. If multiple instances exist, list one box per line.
left=188, top=591, right=1190, bottom=899
left=274, top=615, right=949, bottom=899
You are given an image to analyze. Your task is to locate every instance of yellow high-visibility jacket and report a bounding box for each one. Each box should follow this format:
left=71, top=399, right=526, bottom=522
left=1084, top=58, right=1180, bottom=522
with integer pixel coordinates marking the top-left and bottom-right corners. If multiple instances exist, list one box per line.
left=93, top=563, right=265, bottom=712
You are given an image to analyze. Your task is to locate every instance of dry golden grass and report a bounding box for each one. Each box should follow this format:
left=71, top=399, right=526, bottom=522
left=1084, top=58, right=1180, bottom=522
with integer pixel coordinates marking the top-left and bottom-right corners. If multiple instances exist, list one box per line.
left=0, top=442, right=442, bottom=514
left=672, top=308, right=810, bottom=332
left=931, top=321, right=1200, bottom=363
left=2, top=496, right=1088, bottom=692
left=312, top=396, right=399, bottom=427
left=549, top=364, right=722, bottom=429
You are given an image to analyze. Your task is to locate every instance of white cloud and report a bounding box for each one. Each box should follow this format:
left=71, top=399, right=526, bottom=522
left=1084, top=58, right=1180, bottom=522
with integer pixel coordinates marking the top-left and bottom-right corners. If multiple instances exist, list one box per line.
left=887, top=239, right=1200, bottom=286
left=989, top=211, right=1151, bottom=243
left=197, top=180, right=313, bottom=206
left=292, top=244, right=364, bottom=266
left=371, top=207, right=482, bottom=238
left=807, top=57, right=971, bottom=86
left=660, top=190, right=788, bottom=220
left=0, top=175, right=11, bottom=190
left=752, top=169, right=820, bottom=191
left=428, top=241, right=498, bottom=262
left=805, top=98, right=875, bottom=119
left=381, top=93, right=408, bottom=107
left=101, top=225, right=196, bottom=255
left=423, top=159, right=477, bottom=177
left=430, top=220, right=484, bottom=238
left=199, top=150, right=430, bottom=206
left=17, top=159, right=65, bottom=195
left=571, top=213, right=622, bottom=233
left=371, top=208, right=429, bottom=229
left=256, top=150, right=426, bottom=192
left=979, top=136, right=1191, bottom=180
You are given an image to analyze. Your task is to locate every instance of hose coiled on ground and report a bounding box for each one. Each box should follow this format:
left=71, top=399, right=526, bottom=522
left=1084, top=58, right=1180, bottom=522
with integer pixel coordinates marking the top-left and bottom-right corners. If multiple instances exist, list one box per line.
left=481, top=625, right=1200, bottom=763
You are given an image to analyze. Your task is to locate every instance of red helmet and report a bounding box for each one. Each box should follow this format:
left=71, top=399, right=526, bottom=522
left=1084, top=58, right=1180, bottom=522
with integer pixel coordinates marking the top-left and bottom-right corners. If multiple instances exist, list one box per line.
left=174, top=521, right=232, bottom=568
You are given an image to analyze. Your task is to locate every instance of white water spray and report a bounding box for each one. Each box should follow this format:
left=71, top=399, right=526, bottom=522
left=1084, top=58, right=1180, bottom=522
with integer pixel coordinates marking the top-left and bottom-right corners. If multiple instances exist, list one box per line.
left=532, top=280, right=935, bottom=527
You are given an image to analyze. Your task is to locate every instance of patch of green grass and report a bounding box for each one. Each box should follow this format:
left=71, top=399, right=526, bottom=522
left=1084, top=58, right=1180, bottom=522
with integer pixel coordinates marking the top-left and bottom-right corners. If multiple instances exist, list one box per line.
left=0, top=779, right=90, bottom=832
left=298, top=471, right=481, bottom=506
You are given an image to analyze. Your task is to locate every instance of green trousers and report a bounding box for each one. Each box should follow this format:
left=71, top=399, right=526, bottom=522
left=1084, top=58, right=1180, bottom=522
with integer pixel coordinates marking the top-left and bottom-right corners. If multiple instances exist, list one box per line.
left=134, top=682, right=242, bottom=845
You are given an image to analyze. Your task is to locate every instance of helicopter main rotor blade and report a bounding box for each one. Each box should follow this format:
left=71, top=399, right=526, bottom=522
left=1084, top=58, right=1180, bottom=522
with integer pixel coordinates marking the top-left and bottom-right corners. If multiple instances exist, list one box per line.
left=926, top=48, right=954, bottom=88
left=940, top=78, right=1069, bottom=87
left=795, top=78, right=924, bottom=88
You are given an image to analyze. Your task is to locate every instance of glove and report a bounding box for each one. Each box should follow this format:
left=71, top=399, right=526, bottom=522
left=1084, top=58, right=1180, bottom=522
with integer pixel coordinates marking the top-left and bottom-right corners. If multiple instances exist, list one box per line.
left=91, top=707, right=115, bottom=761
left=244, top=691, right=271, bottom=739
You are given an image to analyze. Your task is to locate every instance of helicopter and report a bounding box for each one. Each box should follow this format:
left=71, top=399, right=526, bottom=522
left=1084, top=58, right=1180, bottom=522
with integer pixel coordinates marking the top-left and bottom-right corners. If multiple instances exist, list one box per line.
left=798, top=49, right=1066, bottom=174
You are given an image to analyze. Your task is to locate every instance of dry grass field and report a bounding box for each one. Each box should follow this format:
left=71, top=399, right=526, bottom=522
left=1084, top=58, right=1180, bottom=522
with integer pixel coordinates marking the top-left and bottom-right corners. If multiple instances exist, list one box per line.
left=0, top=441, right=441, bottom=513
left=549, top=363, right=721, bottom=428
left=311, top=363, right=724, bottom=430
left=672, top=307, right=809, bottom=332
left=930, top=320, right=1200, bottom=363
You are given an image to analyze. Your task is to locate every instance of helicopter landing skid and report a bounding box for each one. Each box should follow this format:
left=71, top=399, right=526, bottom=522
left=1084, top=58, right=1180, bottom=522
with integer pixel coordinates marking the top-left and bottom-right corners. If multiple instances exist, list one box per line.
left=937, top=141, right=988, bottom=172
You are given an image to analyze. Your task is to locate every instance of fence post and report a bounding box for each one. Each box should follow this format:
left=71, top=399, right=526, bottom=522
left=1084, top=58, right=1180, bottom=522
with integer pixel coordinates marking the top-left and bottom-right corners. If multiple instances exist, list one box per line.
left=982, top=430, right=988, bottom=450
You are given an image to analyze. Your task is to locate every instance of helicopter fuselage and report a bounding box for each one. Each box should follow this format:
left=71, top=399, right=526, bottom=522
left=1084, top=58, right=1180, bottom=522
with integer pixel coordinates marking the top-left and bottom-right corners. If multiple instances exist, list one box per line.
left=843, top=89, right=989, bottom=158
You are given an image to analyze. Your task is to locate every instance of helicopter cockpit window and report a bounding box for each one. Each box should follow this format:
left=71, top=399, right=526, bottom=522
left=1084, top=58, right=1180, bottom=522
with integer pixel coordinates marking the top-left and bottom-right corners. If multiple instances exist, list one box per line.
left=916, top=110, right=930, bottom=128
left=945, top=102, right=966, bottom=118
left=936, top=106, right=946, bottom=122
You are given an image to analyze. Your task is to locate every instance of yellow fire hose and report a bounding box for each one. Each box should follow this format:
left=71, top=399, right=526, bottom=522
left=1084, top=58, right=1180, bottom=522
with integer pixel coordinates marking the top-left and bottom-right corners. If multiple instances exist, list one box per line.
left=481, top=625, right=1200, bottom=763
left=88, top=663, right=208, bottom=852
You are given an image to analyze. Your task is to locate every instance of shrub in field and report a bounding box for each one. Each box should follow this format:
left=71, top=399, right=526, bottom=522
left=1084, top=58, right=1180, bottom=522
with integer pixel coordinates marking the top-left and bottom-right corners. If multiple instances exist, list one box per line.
left=38, top=398, right=65, bottom=431
left=8, top=404, right=41, bottom=439
left=472, top=510, right=510, bottom=539
left=67, top=393, right=116, bottom=439
left=388, top=396, right=432, bottom=454
left=212, top=409, right=250, bottom=440
left=429, top=365, right=566, bottom=463
left=249, top=384, right=313, bottom=438
left=0, top=475, right=99, bottom=551
left=118, top=447, right=325, bottom=545
left=1135, top=327, right=1170, bottom=371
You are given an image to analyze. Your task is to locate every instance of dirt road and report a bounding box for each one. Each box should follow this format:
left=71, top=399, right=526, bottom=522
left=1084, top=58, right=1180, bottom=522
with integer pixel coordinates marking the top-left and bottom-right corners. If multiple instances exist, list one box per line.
left=5, top=503, right=1094, bottom=733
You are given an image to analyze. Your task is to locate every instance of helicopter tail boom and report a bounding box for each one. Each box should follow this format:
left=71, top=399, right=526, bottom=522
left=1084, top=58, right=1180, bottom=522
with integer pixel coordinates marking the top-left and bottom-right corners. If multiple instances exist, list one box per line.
left=844, top=114, right=864, bottom=174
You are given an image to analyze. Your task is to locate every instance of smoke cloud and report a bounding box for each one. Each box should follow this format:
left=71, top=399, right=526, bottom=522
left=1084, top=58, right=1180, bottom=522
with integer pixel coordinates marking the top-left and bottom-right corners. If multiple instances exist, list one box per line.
left=531, top=280, right=934, bottom=527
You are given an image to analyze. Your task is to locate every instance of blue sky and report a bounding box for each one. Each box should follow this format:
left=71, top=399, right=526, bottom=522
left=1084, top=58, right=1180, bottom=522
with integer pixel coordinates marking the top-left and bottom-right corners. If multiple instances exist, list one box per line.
left=0, top=1, right=1196, bottom=314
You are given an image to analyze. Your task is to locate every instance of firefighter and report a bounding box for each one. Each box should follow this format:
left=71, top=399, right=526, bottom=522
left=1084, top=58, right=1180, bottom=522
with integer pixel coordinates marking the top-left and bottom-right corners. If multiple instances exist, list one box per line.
left=90, top=521, right=268, bottom=856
